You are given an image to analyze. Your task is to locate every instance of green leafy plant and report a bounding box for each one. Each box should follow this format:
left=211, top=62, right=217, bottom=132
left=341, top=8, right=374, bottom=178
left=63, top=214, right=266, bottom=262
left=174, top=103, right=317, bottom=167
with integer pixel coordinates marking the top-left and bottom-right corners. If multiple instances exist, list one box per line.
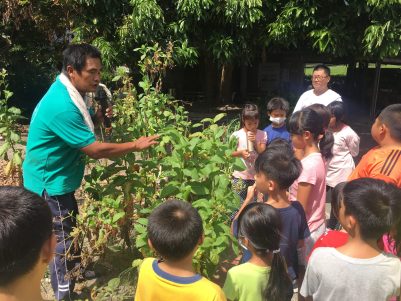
left=0, top=69, right=25, bottom=184
left=73, top=44, right=243, bottom=297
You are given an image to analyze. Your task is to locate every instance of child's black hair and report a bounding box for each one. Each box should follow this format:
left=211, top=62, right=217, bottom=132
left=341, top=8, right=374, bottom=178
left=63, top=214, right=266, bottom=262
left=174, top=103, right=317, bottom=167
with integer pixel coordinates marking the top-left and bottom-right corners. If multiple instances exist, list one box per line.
left=331, top=182, right=346, bottom=220
left=288, top=107, right=333, bottom=160
left=308, top=103, right=331, bottom=130
left=327, top=101, right=346, bottom=125
left=267, top=138, right=294, bottom=155
left=237, top=203, right=292, bottom=301
left=255, top=140, right=301, bottom=190
left=148, top=199, right=203, bottom=261
left=313, top=64, right=331, bottom=76
left=0, top=186, right=52, bottom=286
left=266, top=97, right=289, bottom=114
left=378, top=104, right=401, bottom=142
left=240, top=103, right=259, bottom=123
left=343, top=178, right=401, bottom=256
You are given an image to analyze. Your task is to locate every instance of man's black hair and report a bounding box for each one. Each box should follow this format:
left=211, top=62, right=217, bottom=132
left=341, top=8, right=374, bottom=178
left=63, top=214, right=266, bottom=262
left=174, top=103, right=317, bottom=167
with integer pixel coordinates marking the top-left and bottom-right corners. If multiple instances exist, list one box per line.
left=62, top=43, right=101, bottom=73
left=313, top=64, right=331, bottom=77
left=255, top=140, right=302, bottom=190
left=266, top=97, right=289, bottom=114
left=0, top=187, right=52, bottom=286
left=379, top=104, right=401, bottom=142
left=148, top=199, right=203, bottom=261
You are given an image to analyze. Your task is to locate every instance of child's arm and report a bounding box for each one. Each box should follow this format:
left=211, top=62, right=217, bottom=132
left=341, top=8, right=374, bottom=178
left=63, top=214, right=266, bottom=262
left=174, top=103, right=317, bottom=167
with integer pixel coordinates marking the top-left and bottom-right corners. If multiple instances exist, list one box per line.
left=231, top=186, right=257, bottom=235
left=255, top=141, right=266, bottom=154
left=232, top=149, right=250, bottom=159
left=297, top=239, right=306, bottom=266
left=297, top=182, right=313, bottom=212
left=346, top=130, right=360, bottom=157
left=298, top=239, right=305, bottom=249
left=233, top=185, right=256, bottom=220
left=247, top=131, right=267, bottom=154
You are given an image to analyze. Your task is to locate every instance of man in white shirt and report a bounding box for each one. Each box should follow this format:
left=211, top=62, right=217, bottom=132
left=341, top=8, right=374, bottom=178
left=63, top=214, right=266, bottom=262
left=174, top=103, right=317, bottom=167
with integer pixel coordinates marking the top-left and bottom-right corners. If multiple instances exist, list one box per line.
left=293, top=64, right=342, bottom=112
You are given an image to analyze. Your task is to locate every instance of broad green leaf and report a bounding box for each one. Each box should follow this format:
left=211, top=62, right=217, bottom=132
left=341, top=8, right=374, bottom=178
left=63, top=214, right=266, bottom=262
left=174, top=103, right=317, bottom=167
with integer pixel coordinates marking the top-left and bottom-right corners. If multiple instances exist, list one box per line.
left=132, top=259, right=143, bottom=269
left=134, top=223, right=147, bottom=234
left=112, top=212, right=125, bottom=223
left=213, top=113, right=226, bottom=123
left=0, top=142, right=10, bottom=157
left=190, top=182, right=210, bottom=195
left=107, top=278, right=120, bottom=290
left=160, top=184, right=179, bottom=198
left=12, top=152, right=22, bottom=166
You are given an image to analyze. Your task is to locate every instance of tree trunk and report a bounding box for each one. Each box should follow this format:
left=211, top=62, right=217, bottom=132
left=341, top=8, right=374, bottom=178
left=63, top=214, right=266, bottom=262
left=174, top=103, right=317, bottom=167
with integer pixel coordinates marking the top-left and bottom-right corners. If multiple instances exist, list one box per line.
left=240, top=64, right=247, bottom=102
left=204, top=57, right=217, bottom=105
left=345, top=61, right=356, bottom=98
left=261, top=47, right=267, bottom=64
left=219, top=63, right=233, bottom=104
left=357, top=61, right=368, bottom=107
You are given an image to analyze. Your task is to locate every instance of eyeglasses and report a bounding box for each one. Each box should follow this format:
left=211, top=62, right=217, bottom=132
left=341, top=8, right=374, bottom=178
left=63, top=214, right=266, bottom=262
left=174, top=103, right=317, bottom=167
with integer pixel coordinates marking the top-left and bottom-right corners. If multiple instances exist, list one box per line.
left=311, top=75, right=328, bottom=81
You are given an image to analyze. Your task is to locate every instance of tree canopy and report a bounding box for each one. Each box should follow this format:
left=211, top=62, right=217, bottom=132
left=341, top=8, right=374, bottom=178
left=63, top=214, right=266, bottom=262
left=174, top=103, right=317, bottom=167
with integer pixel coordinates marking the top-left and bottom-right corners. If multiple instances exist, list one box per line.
left=1, top=0, right=400, bottom=107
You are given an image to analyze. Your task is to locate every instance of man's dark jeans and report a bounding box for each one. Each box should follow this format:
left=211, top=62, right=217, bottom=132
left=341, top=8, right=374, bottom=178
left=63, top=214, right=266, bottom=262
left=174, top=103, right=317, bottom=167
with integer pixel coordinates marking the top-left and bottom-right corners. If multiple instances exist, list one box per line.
left=43, top=190, right=80, bottom=301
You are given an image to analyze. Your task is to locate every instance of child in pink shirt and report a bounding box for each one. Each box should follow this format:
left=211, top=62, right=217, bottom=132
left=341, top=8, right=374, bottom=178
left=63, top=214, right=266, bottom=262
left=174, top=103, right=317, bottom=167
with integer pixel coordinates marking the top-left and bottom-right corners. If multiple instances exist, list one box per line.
left=326, top=101, right=360, bottom=228
left=289, top=107, right=333, bottom=259
left=231, top=104, right=267, bottom=213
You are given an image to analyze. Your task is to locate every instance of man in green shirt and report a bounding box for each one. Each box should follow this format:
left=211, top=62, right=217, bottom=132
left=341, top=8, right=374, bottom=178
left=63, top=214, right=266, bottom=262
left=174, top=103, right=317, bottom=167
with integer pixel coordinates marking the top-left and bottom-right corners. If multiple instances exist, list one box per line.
left=23, top=44, right=158, bottom=300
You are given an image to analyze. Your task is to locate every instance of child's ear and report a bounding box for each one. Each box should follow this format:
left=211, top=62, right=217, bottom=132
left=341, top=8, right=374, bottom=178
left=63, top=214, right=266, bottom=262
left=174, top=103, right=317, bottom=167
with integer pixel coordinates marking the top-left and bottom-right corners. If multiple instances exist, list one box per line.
left=148, top=239, right=155, bottom=250
left=349, top=215, right=360, bottom=235
left=41, top=233, right=57, bottom=264
left=242, top=237, right=251, bottom=249
left=198, top=234, right=204, bottom=246
left=303, top=130, right=312, bottom=140
left=268, top=179, right=276, bottom=192
left=344, top=215, right=357, bottom=236
left=381, top=123, right=389, bottom=137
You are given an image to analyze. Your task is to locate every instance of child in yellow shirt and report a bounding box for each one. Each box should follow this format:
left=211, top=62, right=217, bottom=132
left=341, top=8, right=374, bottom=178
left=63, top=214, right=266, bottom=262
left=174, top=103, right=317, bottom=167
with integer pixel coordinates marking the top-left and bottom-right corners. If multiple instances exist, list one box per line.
left=135, top=199, right=226, bottom=301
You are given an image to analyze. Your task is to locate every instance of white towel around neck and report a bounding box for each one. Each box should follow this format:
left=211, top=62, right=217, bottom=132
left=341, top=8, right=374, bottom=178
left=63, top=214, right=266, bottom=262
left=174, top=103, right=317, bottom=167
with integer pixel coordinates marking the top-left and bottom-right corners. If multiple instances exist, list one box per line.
left=59, top=73, right=95, bottom=133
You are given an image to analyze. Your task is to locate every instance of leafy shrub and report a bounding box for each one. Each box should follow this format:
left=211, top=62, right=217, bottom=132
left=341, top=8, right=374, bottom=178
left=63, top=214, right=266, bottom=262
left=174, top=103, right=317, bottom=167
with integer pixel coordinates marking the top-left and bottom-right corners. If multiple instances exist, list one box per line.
left=74, top=44, right=243, bottom=296
left=0, top=69, right=24, bottom=184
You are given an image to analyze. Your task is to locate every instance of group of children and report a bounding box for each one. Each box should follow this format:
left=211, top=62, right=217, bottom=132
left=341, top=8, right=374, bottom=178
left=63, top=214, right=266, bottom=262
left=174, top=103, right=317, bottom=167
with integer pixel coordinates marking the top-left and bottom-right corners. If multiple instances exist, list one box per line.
left=137, top=101, right=401, bottom=301
left=2, top=102, right=401, bottom=301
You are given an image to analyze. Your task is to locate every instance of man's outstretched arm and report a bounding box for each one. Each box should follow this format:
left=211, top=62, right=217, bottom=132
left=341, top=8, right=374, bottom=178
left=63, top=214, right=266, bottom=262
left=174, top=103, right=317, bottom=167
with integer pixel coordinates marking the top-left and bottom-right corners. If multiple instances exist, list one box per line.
left=81, top=135, right=159, bottom=159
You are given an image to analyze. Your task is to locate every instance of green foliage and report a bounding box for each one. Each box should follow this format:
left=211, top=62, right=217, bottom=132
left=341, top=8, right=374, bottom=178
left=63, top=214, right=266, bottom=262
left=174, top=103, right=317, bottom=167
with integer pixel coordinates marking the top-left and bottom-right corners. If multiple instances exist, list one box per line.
left=224, top=0, right=263, bottom=28
left=266, top=0, right=401, bottom=59
left=363, top=20, right=401, bottom=57
left=176, top=0, right=213, bottom=20
left=0, top=69, right=24, bottom=183
left=208, top=35, right=235, bottom=64
left=4, top=0, right=401, bottom=112
left=118, top=0, right=164, bottom=44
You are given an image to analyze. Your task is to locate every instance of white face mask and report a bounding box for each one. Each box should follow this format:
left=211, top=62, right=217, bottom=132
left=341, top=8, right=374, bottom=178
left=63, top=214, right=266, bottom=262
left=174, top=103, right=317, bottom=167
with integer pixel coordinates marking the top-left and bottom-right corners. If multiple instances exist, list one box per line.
left=270, top=116, right=286, bottom=125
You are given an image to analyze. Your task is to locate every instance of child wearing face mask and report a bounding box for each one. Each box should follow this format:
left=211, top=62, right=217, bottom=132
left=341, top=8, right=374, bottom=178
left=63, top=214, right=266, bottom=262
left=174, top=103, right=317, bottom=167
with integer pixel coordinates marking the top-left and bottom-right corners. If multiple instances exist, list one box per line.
left=263, top=97, right=291, bottom=144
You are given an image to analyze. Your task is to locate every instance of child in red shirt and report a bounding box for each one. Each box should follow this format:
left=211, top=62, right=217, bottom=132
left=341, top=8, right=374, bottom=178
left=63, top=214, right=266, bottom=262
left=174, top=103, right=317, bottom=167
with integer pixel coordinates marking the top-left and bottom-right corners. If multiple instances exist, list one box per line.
left=309, top=182, right=349, bottom=259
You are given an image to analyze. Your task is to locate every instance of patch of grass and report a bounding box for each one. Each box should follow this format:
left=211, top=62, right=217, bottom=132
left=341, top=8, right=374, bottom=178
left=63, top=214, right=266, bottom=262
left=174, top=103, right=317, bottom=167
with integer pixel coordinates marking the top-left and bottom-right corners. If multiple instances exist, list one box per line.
left=304, top=63, right=401, bottom=77
left=304, top=64, right=347, bottom=76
